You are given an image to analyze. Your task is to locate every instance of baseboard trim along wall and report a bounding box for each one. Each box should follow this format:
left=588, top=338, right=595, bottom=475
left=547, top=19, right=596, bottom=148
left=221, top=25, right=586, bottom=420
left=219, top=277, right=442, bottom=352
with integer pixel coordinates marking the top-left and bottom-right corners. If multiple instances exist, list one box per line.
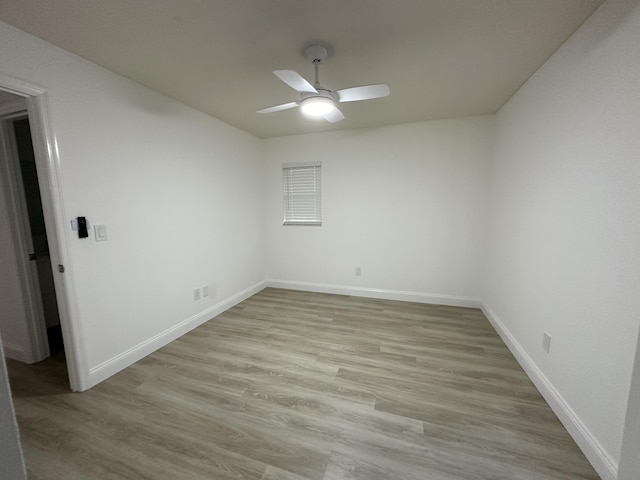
left=2, top=342, right=26, bottom=363
left=481, top=303, right=617, bottom=480
left=87, top=279, right=268, bottom=389
left=267, top=279, right=481, bottom=308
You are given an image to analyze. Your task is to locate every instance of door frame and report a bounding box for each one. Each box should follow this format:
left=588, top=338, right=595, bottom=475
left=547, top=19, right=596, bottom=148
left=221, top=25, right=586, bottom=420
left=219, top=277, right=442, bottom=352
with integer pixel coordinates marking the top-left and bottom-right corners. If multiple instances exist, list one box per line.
left=0, top=73, right=86, bottom=391
left=0, top=108, right=50, bottom=363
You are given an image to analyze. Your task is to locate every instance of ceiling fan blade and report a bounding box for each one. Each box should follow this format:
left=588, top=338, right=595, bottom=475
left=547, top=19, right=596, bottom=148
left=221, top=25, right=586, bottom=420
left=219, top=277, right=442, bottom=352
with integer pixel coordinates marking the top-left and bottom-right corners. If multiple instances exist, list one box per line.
left=323, top=108, right=345, bottom=123
left=256, top=102, right=298, bottom=114
left=337, top=84, right=390, bottom=103
left=273, top=70, right=318, bottom=93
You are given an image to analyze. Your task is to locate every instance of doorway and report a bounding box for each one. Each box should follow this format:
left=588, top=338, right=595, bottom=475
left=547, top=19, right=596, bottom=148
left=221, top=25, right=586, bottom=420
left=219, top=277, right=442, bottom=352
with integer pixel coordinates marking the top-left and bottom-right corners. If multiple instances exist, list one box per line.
left=10, top=115, right=64, bottom=356
left=0, top=94, right=65, bottom=364
left=0, top=84, right=84, bottom=392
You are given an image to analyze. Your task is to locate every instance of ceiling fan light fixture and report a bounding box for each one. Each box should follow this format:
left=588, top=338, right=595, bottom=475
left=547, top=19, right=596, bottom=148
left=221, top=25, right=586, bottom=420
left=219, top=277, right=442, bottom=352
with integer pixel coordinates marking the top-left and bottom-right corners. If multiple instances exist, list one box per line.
left=257, top=42, right=390, bottom=124
left=300, top=96, right=335, bottom=117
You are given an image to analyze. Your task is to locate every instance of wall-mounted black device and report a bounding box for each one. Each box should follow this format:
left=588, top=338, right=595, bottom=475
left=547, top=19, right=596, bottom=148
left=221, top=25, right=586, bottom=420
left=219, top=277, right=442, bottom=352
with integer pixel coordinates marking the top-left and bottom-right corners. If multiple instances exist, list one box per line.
left=77, top=216, right=88, bottom=238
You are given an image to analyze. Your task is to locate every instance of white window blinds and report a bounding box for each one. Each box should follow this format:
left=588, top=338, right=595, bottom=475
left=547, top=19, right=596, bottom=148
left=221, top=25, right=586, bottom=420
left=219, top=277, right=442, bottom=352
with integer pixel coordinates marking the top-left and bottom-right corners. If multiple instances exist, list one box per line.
left=282, top=162, right=322, bottom=225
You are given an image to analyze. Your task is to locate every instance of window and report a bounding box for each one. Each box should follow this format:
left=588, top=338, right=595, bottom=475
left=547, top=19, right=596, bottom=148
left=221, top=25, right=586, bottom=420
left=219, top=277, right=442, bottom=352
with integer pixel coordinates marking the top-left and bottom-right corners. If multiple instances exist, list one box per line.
left=282, top=162, right=321, bottom=225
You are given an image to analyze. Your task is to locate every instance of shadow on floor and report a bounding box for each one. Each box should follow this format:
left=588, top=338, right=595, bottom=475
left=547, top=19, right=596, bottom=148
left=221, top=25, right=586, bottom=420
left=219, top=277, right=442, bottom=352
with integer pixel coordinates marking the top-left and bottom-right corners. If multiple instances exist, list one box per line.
left=6, top=350, right=69, bottom=398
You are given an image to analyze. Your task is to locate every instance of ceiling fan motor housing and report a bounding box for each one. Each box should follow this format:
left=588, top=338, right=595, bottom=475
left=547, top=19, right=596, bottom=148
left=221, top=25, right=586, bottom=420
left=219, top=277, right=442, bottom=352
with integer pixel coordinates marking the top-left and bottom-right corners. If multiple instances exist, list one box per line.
left=301, top=88, right=337, bottom=102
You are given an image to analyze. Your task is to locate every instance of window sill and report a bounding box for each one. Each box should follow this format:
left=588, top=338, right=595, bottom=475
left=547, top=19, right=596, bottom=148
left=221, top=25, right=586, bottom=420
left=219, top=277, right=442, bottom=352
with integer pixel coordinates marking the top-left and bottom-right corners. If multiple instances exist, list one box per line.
left=282, top=222, right=322, bottom=226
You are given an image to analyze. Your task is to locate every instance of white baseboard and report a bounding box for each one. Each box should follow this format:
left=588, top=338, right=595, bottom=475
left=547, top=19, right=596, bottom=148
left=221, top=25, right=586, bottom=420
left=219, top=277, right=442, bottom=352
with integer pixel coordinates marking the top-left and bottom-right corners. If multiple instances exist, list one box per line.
left=481, top=303, right=617, bottom=480
left=2, top=342, right=27, bottom=363
left=267, top=279, right=481, bottom=308
left=87, top=280, right=268, bottom=389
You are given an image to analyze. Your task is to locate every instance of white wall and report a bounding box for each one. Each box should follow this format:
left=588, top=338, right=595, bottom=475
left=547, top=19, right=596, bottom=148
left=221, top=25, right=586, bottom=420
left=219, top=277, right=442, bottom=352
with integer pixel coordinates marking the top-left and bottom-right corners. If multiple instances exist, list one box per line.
left=0, top=21, right=267, bottom=388
left=0, top=336, right=26, bottom=480
left=483, top=0, right=640, bottom=477
left=264, top=117, right=493, bottom=305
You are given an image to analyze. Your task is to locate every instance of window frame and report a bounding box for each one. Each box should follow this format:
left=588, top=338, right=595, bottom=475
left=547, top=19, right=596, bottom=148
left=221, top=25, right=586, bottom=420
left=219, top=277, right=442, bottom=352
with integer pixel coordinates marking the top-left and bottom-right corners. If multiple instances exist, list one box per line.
left=282, top=161, right=322, bottom=226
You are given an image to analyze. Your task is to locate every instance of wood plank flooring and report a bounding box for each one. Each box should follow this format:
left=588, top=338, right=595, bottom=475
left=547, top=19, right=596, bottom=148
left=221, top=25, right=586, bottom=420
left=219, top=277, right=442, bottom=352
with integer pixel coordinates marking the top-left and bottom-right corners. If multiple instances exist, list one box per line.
left=7, top=288, right=600, bottom=479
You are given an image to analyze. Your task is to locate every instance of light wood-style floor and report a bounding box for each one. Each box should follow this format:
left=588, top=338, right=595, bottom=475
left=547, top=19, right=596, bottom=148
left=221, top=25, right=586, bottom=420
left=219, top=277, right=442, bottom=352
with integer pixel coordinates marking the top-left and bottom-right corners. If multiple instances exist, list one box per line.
left=7, top=288, right=600, bottom=479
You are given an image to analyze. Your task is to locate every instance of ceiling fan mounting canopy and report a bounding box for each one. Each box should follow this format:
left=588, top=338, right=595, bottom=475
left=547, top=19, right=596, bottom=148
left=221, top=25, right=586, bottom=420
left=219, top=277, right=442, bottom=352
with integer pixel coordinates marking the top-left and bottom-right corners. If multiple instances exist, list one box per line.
left=256, top=41, right=390, bottom=123
left=304, top=42, right=330, bottom=64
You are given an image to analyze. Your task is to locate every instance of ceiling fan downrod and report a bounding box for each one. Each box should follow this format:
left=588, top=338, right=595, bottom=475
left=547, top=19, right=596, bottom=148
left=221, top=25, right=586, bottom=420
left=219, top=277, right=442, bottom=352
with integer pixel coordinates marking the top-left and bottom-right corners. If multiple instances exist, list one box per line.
left=305, top=43, right=329, bottom=88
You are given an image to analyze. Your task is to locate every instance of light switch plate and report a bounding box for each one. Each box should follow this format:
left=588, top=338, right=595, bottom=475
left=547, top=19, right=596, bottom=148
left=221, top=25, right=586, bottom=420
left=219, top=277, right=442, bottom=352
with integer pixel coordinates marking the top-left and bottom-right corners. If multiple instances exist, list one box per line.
left=94, top=225, right=107, bottom=241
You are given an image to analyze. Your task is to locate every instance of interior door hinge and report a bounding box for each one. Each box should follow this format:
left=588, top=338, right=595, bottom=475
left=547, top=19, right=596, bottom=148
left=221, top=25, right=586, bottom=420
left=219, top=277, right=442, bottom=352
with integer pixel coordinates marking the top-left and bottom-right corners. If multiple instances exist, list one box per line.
left=58, top=264, right=65, bottom=273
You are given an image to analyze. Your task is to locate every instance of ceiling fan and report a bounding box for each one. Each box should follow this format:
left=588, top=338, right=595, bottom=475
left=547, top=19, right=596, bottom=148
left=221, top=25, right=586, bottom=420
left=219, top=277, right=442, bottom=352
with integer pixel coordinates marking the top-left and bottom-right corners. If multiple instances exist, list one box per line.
left=256, top=43, right=390, bottom=123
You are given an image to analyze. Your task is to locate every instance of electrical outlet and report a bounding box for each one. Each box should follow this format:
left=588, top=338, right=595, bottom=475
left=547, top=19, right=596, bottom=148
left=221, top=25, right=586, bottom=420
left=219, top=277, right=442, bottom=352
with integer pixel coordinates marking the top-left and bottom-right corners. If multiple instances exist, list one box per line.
left=202, top=285, right=209, bottom=297
left=193, top=288, right=201, bottom=301
left=543, top=332, right=551, bottom=353
left=355, top=267, right=362, bottom=276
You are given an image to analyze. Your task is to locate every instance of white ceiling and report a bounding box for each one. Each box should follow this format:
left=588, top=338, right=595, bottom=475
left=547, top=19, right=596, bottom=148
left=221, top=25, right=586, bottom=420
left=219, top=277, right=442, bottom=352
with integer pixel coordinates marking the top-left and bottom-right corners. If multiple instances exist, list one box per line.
left=0, top=0, right=604, bottom=138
